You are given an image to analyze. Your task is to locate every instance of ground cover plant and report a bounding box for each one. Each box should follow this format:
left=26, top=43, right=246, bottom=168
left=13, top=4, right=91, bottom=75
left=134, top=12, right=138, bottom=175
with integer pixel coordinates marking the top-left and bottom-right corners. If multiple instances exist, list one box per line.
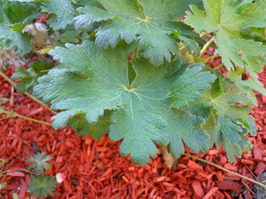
left=0, top=0, right=266, bottom=198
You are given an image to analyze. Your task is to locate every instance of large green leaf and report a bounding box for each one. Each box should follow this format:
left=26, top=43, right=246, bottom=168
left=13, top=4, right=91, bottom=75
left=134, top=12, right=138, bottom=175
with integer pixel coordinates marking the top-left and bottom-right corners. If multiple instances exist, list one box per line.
left=185, top=0, right=266, bottom=76
left=34, top=40, right=212, bottom=165
left=74, top=0, right=203, bottom=65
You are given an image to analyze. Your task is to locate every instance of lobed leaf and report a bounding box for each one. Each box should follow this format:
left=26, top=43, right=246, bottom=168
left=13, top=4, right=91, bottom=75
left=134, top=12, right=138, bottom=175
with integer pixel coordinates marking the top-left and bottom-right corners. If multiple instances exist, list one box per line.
left=74, top=0, right=203, bottom=65
left=191, top=77, right=257, bottom=161
left=41, top=0, right=76, bottom=30
left=0, top=1, right=38, bottom=52
left=28, top=174, right=56, bottom=198
left=34, top=40, right=211, bottom=165
left=185, top=0, right=266, bottom=81
left=26, top=152, right=51, bottom=173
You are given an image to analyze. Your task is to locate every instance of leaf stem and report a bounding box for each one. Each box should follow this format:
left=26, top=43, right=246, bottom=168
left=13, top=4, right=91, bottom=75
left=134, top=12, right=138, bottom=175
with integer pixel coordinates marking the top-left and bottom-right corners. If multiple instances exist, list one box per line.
left=0, top=71, right=16, bottom=87
left=183, top=153, right=266, bottom=190
left=203, top=55, right=220, bottom=62
left=200, top=31, right=209, bottom=38
left=200, top=36, right=215, bottom=57
left=213, top=63, right=225, bottom=71
left=1, top=109, right=52, bottom=126
left=0, top=71, right=56, bottom=114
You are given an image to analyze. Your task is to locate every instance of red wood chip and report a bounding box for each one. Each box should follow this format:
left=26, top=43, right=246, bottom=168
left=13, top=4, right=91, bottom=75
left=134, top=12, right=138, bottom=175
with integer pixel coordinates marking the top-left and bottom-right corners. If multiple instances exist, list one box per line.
left=218, top=180, right=242, bottom=193
left=254, top=162, right=266, bottom=176
left=203, top=187, right=219, bottom=199
left=253, top=146, right=263, bottom=161
left=192, top=180, right=205, bottom=197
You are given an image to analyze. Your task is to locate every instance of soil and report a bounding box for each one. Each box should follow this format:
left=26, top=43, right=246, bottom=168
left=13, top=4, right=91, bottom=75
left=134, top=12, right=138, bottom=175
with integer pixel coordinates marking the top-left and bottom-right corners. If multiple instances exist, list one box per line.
left=0, top=55, right=265, bottom=199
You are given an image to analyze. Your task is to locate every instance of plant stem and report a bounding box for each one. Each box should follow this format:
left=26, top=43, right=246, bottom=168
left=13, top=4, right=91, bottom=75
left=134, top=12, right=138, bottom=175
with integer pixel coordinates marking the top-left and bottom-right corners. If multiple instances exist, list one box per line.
left=0, top=169, right=34, bottom=176
left=0, top=71, right=57, bottom=114
left=0, top=71, right=16, bottom=87
left=203, top=55, right=220, bottom=62
left=200, top=36, right=215, bottom=57
left=213, top=63, right=225, bottom=71
left=183, top=153, right=266, bottom=190
left=1, top=109, right=52, bottom=126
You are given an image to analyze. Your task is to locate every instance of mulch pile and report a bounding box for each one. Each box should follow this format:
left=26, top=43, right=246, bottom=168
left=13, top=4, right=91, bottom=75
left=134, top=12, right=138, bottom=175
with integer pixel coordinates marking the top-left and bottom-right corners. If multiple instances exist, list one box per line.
left=0, top=60, right=265, bottom=198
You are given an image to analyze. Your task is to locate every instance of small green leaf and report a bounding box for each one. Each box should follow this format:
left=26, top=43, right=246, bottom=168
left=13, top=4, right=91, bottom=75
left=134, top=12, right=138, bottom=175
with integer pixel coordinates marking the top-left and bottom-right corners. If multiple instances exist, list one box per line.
left=11, top=61, right=53, bottom=93
left=28, top=174, right=56, bottom=198
left=206, top=116, right=251, bottom=162
left=55, top=31, right=80, bottom=44
left=68, top=111, right=113, bottom=140
left=26, top=152, right=51, bottom=173
left=227, top=69, right=266, bottom=106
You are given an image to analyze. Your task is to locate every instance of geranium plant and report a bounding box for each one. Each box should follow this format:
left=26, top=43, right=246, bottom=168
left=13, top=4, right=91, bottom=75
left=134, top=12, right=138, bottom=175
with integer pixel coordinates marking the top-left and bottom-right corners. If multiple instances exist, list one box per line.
left=0, top=0, right=265, bottom=167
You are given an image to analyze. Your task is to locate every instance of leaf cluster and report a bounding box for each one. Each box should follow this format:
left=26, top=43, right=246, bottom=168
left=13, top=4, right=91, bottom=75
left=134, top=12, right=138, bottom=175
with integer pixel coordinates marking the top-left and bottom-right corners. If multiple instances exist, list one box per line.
left=26, top=152, right=57, bottom=198
left=2, top=0, right=266, bottom=166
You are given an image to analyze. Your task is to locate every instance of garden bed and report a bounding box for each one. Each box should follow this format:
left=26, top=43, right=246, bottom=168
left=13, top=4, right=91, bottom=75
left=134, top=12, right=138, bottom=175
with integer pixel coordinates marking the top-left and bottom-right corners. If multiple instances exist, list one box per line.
left=0, top=62, right=266, bottom=199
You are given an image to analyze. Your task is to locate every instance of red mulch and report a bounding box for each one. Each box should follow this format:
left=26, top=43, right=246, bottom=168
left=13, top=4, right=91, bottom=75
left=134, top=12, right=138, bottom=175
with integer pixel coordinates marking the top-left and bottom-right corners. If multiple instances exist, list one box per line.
left=0, top=62, right=266, bottom=199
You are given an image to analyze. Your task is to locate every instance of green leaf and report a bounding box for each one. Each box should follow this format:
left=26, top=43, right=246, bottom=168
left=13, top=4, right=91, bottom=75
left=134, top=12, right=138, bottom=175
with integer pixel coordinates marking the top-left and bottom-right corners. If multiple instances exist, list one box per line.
left=227, top=69, right=266, bottom=106
left=68, top=110, right=113, bottom=140
left=26, top=152, right=51, bottom=173
left=193, top=77, right=257, bottom=161
left=4, top=1, right=40, bottom=32
left=11, top=61, right=53, bottom=93
left=204, top=115, right=251, bottom=162
left=185, top=0, right=266, bottom=76
left=199, top=78, right=256, bottom=133
left=0, top=1, right=33, bottom=52
left=240, top=0, right=266, bottom=28
left=166, top=109, right=210, bottom=158
left=34, top=40, right=209, bottom=165
left=179, top=36, right=200, bottom=56
left=41, top=0, right=76, bottom=30
left=55, top=31, right=80, bottom=44
left=74, top=5, right=114, bottom=30
left=28, top=174, right=56, bottom=198
left=169, top=64, right=216, bottom=108
left=74, top=0, right=202, bottom=65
